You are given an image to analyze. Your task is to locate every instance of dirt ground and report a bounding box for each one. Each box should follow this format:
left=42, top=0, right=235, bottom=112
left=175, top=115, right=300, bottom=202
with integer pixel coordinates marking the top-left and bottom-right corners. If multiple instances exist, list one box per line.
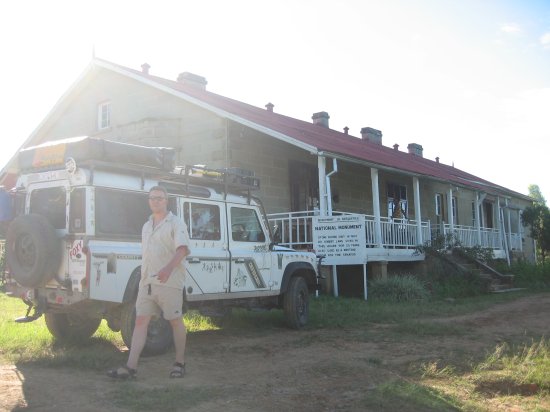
left=1, top=293, right=550, bottom=412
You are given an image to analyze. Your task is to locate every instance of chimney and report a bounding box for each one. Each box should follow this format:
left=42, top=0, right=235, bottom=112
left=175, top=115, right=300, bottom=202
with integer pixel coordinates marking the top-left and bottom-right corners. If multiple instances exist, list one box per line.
left=435, top=156, right=440, bottom=163
left=141, top=63, right=150, bottom=74
left=393, top=144, right=399, bottom=151
left=177, top=72, right=207, bottom=90
left=312, top=111, right=330, bottom=128
left=265, top=102, right=274, bottom=113
left=407, top=143, right=423, bottom=157
left=360, top=127, right=382, bottom=144
left=343, top=126, right=349, bottom=135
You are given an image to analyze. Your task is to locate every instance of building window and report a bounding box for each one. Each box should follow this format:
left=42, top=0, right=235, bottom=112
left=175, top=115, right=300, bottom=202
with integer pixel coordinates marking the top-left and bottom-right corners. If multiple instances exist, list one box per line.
left=387, top=183, right=407, bottom=219
left=98, top=101, right=111, bottom=130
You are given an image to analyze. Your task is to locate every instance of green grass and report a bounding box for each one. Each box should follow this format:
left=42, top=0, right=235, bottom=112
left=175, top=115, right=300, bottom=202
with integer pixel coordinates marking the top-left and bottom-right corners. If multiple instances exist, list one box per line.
left=109, top=385, right=223, bottom=411
left=362, top=380, right=462, bottom=411
left=474, top=339, right=550, bottom=389
left=0, top=293, right=126, bottom=368
left=307, top=290, right=530, bottom=329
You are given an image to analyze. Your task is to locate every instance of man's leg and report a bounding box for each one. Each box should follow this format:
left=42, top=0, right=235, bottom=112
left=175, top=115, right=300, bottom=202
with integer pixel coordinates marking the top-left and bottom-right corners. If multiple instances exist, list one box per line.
left=170, top=317, right=187, bottom=365
left=127, top=315, right=152, bottom=370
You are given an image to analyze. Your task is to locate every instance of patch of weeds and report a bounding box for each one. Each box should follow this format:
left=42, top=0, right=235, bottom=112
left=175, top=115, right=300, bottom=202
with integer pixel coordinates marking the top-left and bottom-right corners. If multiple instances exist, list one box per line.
left=474, top=339, right=550, bottom=390
left=474, top=377, right=541, bottom=397
left=109, top=384, right=222, bottom=411
left=420, top=361, right=457, bottom=379
left=362, top=379, right=462, bottom=411
left=369, top=275, right=430, bottom=303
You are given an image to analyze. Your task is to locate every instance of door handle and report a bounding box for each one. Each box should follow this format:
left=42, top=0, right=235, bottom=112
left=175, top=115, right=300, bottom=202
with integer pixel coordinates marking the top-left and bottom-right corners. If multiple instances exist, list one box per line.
left=187, top=257, right=201, bottom=264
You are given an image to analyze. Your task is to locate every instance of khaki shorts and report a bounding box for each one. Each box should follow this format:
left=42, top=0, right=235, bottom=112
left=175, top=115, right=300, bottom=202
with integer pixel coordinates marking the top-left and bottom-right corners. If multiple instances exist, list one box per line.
left=135, top=284, right=184, bottom=320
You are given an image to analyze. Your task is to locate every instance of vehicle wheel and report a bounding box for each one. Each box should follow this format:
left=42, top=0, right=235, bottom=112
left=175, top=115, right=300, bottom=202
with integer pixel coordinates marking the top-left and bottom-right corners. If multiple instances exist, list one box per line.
left=6, top=214, right=61, bottom=287
left=120, top=302, right=173, bottom=356
left=283, top=276, right=310, bottom=329
left=44, top=312, right=101, bottom=343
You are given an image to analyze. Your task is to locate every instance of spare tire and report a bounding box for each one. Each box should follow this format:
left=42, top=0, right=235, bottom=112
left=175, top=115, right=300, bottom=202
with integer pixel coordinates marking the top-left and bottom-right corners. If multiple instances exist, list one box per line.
left=6, top=214, right=61, bottom=287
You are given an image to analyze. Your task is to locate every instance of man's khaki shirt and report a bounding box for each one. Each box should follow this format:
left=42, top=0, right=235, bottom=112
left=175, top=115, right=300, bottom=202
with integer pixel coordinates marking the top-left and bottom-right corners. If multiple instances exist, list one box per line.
left=141, top=212, right=191, bottom=290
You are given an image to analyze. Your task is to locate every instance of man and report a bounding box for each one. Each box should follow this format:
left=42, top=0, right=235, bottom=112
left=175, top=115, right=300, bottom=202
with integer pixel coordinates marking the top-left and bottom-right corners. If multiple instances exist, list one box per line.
left=108, top=186, right=191, bottom=379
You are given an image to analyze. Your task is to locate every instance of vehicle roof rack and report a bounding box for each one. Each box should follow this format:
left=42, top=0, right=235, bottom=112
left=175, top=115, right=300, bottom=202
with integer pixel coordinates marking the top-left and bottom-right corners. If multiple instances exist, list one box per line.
left=169, top=165, right=260, bottom=203
left=39, top=159, right=260, bottom=202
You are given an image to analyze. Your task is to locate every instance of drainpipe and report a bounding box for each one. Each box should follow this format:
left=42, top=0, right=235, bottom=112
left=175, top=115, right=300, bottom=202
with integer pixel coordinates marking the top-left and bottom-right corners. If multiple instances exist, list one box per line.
left=325, top=158, right=338, bottom=216
left=317, top=156, right=327, bottom=216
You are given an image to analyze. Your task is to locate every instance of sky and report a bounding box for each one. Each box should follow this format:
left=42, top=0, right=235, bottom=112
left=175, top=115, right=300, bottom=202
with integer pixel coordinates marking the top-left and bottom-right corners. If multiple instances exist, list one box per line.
left=1, top=0, right=549, bottom=201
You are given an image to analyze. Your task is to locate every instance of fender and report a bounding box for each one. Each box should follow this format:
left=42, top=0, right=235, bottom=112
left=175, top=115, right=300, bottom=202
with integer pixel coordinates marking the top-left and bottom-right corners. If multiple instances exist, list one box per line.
left=280, top=261, right=317, bottom=293
left=122, top=266, right=142, bottom=303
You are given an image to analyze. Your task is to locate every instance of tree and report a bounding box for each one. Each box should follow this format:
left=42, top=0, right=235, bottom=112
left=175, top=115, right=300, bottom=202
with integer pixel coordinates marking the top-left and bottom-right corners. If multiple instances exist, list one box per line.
left=521, top=203, right=550, bottom=264
left=528, top=184, right=546, bottom=206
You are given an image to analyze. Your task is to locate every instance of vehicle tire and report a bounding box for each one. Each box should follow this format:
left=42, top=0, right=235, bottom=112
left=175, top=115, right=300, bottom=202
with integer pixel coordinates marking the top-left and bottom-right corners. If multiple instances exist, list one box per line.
left=6, top=214, right=61, bottom=287
left=283, top=276, right=310, bottom=329
left=44, top=312, right=101, bottom=343
left=120, top=301, right=173, bottom=356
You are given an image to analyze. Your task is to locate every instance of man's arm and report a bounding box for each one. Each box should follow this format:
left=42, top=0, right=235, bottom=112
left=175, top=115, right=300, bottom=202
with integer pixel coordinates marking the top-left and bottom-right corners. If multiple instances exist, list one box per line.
left=156, top=245, right=190, bottom=283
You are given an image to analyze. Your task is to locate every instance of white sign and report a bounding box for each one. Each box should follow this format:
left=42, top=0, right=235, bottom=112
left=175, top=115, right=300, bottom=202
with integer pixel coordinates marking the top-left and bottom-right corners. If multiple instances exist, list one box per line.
left=313, top=214, right=367, bottom=265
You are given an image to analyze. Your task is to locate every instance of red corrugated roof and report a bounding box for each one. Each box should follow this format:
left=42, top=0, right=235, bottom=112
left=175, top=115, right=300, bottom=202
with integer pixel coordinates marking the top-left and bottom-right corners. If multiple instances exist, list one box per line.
left=99, top=59, right=528, bottom=199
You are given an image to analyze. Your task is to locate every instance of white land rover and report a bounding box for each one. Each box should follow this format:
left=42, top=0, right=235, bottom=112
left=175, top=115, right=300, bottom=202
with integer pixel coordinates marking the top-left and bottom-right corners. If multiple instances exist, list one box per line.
left=3, top=137, right=320, bottom=355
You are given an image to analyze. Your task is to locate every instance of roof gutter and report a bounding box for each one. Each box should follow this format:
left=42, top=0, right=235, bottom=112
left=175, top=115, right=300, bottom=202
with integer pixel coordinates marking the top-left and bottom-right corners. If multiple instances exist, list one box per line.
left=318, top=150, right=524, bottom=200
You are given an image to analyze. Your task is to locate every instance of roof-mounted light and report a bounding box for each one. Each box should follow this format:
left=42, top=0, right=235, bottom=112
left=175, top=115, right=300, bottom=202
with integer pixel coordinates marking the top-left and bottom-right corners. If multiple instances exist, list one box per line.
left=65, top=157, right=77, bottom=174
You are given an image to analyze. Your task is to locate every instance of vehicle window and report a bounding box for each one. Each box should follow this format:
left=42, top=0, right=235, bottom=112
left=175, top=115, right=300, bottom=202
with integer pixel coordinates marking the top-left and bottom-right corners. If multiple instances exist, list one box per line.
left=183, top=202, right=221, bottom=240
left=69, top=188, right=86, bottom=233
left=29, top=187, right=66, bottom=229
left=95, top=189, right=150, bottom=237
left=231, top=207, right=265, bottom=242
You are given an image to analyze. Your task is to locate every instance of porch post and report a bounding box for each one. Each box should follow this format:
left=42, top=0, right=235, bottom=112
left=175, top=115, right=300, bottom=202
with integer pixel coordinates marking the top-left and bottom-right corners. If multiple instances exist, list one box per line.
left=497, top=197, right=504, bottom=249
left=447, top=187, right=454, bottom=231
left=413, top=177, right=423, bottom=245
left=317, top=156, right=327, bottom=216
left=475, top=192, right=482, bottom=245
left=506, top=206, right=512, bottom=250
left=518, top=210, right=523, bottom=252
left=371, top=168, right=383, bottom=247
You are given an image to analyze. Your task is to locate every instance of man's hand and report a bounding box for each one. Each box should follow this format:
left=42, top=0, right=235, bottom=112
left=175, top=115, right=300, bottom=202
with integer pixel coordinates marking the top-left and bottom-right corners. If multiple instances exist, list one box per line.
left=156, top=266, right=173, bottom=283
left=156, top=246, right=190, bottom=283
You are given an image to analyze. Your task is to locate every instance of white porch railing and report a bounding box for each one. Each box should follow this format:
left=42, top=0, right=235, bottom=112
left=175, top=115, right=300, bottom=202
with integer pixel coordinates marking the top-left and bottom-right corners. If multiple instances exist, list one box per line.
left=267, top=211, right=430, bottom=250
left=267, top=210, right=317, bottom=248
left=441, top=224, right=500, bottom=249
left=267, top=211, right=522, bottom=255
left=441, top=224, right=522, bottom=251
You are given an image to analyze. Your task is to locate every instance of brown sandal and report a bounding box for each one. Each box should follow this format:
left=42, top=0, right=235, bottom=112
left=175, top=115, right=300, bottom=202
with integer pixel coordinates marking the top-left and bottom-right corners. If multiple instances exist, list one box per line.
left=107, top=365, right=137, bottom=379
left=169, top=362, right=185, bottom=378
